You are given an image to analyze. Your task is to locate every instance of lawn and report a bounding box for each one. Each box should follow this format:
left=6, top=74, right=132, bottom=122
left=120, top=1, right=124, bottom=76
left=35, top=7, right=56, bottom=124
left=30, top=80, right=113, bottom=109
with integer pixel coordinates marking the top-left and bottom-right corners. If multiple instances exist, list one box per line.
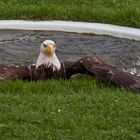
left=0, top=77, right=140, bottom=139
left=0, top=0, right=140, bottom=28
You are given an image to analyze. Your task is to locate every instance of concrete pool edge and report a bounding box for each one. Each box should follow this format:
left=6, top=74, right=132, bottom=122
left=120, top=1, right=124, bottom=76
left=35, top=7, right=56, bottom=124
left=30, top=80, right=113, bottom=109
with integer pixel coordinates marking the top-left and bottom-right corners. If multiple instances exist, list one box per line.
left=0, top=20, right=140, bottom=41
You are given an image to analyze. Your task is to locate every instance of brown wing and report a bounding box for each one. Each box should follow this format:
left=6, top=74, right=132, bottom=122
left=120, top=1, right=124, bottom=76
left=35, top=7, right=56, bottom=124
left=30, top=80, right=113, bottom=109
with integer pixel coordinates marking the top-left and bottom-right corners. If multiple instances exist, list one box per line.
left=64, top=56, right=106, bottom=79
left=80, top=56, right=140, bottom=92
left=0, top=65, right=31, bottom=81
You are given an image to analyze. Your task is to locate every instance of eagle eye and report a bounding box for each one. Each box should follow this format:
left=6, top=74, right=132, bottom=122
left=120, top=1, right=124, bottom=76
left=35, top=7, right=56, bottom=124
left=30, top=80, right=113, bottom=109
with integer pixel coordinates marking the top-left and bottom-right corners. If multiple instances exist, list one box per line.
left=43, top=44, right=47, bottom=48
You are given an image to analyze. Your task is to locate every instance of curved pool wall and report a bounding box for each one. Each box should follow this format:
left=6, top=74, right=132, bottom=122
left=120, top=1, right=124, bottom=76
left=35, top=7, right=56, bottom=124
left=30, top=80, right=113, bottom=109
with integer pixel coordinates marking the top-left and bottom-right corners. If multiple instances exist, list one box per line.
left=0, top=20, right=140, bottom=41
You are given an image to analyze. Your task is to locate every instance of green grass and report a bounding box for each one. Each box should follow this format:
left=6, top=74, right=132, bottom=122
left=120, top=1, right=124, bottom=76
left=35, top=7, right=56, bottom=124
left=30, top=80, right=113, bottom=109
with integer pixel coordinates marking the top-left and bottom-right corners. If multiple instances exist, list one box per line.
left=0, top=0, right=140, bottom=27
left=0, top=77, right=140, bottom=139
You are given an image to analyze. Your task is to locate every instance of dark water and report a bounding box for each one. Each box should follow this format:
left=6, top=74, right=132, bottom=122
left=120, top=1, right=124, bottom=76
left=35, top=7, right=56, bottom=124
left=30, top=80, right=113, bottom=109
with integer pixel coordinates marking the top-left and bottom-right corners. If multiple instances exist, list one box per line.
left=0, top=30, right=140, bottom=75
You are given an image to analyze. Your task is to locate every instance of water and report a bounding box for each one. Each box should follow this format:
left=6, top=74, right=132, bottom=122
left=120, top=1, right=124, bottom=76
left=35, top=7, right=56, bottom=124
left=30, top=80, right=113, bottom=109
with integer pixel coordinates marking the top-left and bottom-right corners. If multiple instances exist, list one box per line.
left=0, top=30, right=140, bottom=75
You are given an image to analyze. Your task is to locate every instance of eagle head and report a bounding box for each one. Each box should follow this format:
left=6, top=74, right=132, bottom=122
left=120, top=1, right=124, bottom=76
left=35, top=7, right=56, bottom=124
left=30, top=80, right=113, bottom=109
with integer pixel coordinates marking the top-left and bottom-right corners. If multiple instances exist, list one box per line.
left=40, top=40, right=56, bottom=56
left=36, top=40, right=61, bottom=71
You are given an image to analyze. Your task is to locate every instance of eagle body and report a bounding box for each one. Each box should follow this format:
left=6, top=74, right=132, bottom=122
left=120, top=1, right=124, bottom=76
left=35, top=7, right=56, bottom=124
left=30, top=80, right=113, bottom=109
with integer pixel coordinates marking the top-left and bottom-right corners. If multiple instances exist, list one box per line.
left=34, top=63, right=65, bottom=80
left=34, top=40, right=63, bottom=80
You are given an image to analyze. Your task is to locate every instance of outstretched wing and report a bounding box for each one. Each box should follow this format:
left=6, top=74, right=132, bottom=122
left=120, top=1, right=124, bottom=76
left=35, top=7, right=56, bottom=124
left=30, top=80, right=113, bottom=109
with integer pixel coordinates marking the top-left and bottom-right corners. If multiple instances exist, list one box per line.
left=80, top=56, right=140, bottom=92
left=0, top=65, right=31, bottom=81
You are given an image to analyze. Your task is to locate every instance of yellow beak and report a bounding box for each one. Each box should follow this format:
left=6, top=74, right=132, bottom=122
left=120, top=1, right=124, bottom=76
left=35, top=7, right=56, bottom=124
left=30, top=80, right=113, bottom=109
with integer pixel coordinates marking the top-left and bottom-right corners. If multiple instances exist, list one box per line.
left=44, top=45, right=55, bottom=56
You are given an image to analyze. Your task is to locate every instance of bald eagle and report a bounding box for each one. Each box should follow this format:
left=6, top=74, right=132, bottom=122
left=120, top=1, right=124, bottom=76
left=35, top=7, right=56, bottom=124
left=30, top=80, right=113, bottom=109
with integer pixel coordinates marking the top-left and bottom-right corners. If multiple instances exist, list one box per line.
left=0, top=40, right=140, bottom=93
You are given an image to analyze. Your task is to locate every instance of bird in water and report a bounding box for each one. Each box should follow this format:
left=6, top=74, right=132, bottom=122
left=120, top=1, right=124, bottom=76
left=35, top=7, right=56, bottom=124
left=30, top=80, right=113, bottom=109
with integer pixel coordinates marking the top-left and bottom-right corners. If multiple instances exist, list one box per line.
left=0, top=40, right=140, bottom=93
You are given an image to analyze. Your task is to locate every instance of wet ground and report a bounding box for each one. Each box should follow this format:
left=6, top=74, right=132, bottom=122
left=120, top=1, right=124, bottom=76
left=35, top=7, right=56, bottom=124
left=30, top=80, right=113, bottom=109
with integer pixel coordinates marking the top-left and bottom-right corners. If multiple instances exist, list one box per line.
left=0, top=30, right=140, bottom=75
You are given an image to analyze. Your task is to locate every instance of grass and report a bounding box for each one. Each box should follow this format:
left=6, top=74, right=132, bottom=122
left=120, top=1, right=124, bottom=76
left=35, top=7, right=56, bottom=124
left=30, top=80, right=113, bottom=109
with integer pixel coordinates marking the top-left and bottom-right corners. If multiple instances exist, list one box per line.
left=0, top=0, right=140, bottom=28
left=0, top=77, right=140, bottom=139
